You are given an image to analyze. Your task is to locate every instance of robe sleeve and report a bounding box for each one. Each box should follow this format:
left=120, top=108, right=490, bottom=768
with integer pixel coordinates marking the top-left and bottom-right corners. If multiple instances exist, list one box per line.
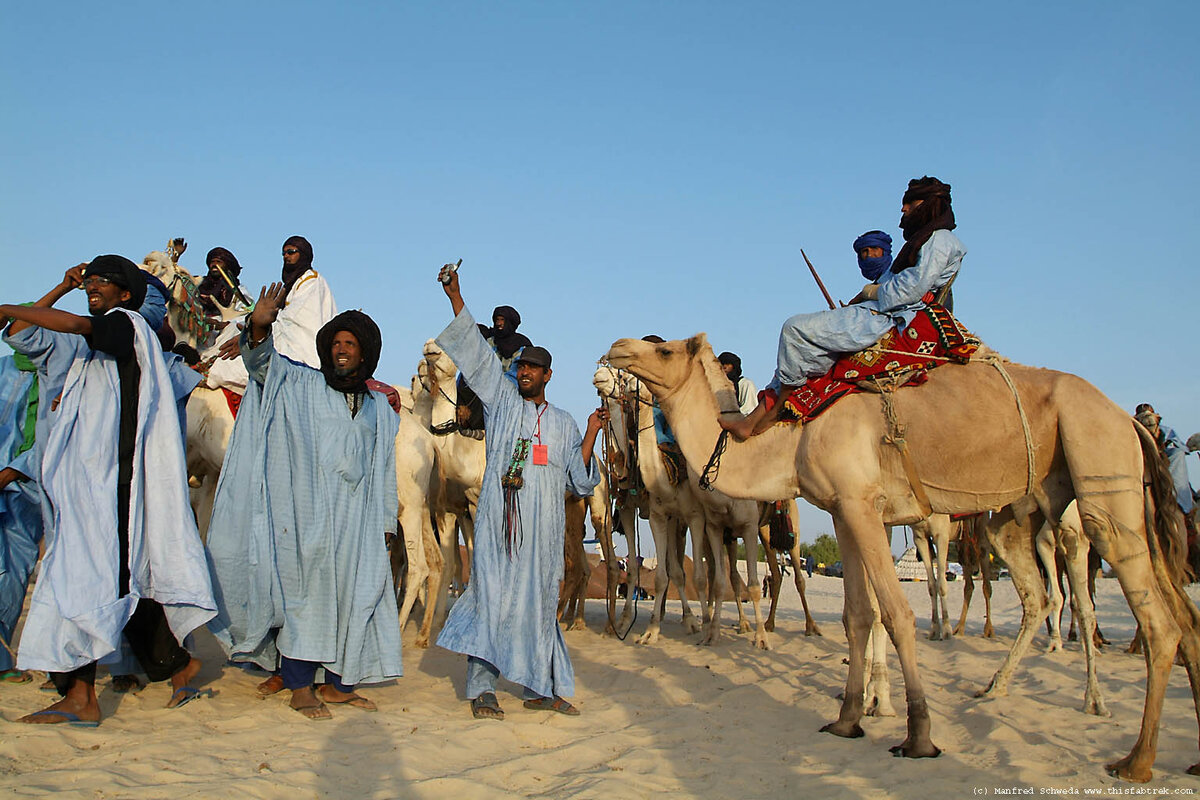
left=564, top=418, right=600, bottom=497
left=240, top=330, right=277, bottom=385
left=435, top=307, right=516, bottom=410
left=875, top=229, right=964, bottom=313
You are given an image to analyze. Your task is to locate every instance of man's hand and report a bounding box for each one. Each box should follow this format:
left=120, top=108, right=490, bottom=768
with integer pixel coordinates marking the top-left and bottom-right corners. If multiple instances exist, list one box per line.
left=586, top=407, right=609, bottom=435
left=62, top=264, right=87, bottom=291
left=438, top=263, right=465, bottom=316
left=0, top=467, right=29, bottom=490
left=247, top=283, right=287, bottom=342
left=216, top=325, right=245, bottom=359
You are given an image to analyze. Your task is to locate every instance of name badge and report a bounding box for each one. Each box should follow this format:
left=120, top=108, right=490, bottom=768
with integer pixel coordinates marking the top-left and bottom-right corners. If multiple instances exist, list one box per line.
left=532, top=444, right=548, bottom=465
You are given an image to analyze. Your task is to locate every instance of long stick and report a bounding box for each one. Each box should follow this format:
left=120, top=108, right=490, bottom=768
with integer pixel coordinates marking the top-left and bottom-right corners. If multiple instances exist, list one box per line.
left=213, top=264, right=252, bottom=308
left=801, top=249, right=836, bottom=310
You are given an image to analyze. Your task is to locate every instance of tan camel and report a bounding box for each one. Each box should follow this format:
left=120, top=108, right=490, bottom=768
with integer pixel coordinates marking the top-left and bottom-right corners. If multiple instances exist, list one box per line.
left=605, top=333, right=1200, bottom=782
left=757, top=499, right=822, bottom=636
left=952, top=514, right=994, bottom=638
left=391, top=408, right=445, bottom=649
left=594, top=365, right=707, bottom=644
left=910, top=514, right=957, bottom=640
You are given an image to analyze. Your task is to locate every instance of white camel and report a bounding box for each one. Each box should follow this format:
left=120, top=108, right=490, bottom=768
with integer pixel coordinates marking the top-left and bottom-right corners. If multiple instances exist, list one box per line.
left=910, top=514, right=957, bottom=640
left=594, top=365, right=705, bottom=644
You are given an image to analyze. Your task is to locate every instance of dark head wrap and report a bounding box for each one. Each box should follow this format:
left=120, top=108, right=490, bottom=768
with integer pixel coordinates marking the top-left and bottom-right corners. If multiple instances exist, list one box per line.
left=852, top=230, right=893, bottom=282
left=197, top=246, right=243, bottom=312
left=316, top=310, right=382, bottom=394
left=717, top=351, right=743, bottom=383
left=282, top=235, right=314, bottom=288
left=487, top=305, right=532, bottom=358
left=85, top=254, right=146, bottom=310
left=893, top=177, right=955, bottom=273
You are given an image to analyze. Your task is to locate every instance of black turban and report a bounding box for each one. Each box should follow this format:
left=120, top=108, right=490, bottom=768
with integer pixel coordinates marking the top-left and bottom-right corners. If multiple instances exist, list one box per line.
left=85, top=254, right=146, bottom=310
left=717, top=351, right=742, bottom=383
left=197, top=246, right=243, bottom=312
left=282, top=235, right=314, bottom=288
left=205, top=247, right=242, bottom=278
left=893, top=176, right=955, bottom=274
left=316, top=310, right=382, bottom=394
left=487, top=305, right=532, bottom=358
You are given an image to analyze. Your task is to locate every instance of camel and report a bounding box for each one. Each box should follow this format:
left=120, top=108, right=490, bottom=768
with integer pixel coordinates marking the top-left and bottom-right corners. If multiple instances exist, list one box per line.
left=951, top=514, right=994, bottom=637
left=910, top=514, right=958, bottom=640
left=558, top=477, right=612, bottom=631
left=391, top=408, right=445, bottom=648
left=414, top=340, right=486, bottom=637
left=605, top=333, right=1200, bottom=782
left=141, top=240, right=243, bottom=352
left=594, top=365, right=706, bottom=644
left=757, top=499, right=822, bottom=636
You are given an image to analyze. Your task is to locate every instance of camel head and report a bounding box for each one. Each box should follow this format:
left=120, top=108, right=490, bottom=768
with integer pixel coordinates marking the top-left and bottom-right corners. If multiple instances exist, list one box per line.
left=142, top=250, right=177, bottom=282
left=605, top=333, right=735, bottom=411
left=421, top=339, right=458, bottom=393
left=592, top=364, right=621, bottom=399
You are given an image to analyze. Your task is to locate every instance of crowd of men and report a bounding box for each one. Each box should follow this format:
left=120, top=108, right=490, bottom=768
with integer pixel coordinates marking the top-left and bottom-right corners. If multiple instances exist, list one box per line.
left=0, top=237, right=603, bottom=725
left=1, top=175, right=1194, bottom=727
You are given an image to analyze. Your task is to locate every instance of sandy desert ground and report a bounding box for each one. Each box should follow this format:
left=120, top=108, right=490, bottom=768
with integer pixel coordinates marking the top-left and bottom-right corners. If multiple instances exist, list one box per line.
left=2, top=572, right=1200, bottom=800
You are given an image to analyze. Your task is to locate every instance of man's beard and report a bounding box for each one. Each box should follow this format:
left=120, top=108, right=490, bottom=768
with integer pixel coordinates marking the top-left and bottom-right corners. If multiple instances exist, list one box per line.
left=517, top=381, right=544, bottom=399
left=335, top=365, right=358, bottom=378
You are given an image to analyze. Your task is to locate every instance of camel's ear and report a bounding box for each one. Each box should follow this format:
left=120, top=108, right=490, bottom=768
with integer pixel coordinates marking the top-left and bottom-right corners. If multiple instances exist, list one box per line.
left=687, top=332, right=708, bottom=357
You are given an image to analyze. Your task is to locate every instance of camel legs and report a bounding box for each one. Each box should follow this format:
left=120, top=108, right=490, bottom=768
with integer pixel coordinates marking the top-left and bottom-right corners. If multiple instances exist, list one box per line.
left=696, top=518, right=731, bottom=647
left=913, top=516, right=952, bottom=640
left=863, top=583, right=896, bottom=717
left=738, top=523, right=770, bottom=650
left=1057, top=513, right=1108, bottom=716
left=611, top=504, right=641, bottom=636
left=759, top=535, right=783, bottom=633
left=786, top=542, right=823, bottom=636
left=825, top=504, right=938, bottom=758
left=977, top=508, right=1049, bottom=698
left=636, top=512, right=695, bottom=645
left=1034, top=518, right=1065, bottom=653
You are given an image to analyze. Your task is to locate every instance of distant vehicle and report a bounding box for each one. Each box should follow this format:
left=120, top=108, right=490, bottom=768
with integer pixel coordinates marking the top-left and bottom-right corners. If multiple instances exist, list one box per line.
left=946, top=563, right=964, bottom=582
left=824, top=561, right=843, bottom=578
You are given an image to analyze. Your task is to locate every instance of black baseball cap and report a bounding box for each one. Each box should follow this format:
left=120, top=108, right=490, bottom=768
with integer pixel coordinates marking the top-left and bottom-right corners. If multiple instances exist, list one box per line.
left=517, top=346, right=552, bottom=369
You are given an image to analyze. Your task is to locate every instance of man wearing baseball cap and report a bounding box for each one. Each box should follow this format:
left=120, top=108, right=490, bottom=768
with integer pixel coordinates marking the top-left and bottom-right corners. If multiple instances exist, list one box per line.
left=435, top=263, right=605, bottom=720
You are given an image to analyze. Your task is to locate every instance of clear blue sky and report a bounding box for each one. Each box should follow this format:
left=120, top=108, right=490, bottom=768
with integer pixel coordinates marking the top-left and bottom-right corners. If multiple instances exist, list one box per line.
left=3, top=2, right=1197, bottom=550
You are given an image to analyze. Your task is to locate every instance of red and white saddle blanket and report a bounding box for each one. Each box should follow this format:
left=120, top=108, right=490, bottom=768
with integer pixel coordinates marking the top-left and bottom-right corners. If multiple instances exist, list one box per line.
left=760, top=304, right=980, bottom=424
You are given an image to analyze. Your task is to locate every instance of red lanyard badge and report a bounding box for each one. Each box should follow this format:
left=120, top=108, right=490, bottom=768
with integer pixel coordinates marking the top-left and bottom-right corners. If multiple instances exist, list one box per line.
left=531, top=403, right=548, bottom=465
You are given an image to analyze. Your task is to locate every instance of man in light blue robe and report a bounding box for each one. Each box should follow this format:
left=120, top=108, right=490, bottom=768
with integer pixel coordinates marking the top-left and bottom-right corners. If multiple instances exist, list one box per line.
left=0, top=353, right=40, bottom=682
left=435, top=265, right=604, bottom=719
left=205, top=283, right=401, bottom=720
left=0, top=256, right=215, bottom=726
left=723, top=177, right=967, bottom=438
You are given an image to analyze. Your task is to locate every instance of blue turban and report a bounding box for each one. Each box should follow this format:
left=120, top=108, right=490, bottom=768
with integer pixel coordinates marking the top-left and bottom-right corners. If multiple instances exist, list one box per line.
left=852, top=230, right=893, bottom=282
left=138, top=271, right=169, bottom=331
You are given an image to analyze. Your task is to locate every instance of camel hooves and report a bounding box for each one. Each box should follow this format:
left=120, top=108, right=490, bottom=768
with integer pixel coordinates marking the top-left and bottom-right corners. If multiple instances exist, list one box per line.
left=1105, top=756, right=1152, bottom=784
left=820, top=721, right=864, bottom=739
left=890, top=741, right=942, bottom=759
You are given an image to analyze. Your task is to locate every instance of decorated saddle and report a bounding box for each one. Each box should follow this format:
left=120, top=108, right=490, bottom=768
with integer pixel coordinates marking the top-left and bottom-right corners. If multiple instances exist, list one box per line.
left=766, top=304, right=980, bottom=424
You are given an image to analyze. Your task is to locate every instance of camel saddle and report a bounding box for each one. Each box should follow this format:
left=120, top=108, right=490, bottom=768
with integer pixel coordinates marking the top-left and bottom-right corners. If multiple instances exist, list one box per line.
left=767, top=304, right=980, bottom=424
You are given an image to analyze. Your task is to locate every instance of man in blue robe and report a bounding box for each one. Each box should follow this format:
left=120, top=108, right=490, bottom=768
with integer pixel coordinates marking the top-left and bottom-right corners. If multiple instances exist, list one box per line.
left=205, top=283, right=402, bottom=721
left=723, top=177, right=967, bottom=438
left=435, top=265, right=604, bottom=719
left=0, top=256, right=215, bottom=726
left=0, top=352, right=40, bottom=683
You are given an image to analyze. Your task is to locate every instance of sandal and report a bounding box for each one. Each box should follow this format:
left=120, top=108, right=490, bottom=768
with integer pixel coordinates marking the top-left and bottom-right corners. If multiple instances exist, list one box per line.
left=470, top=692, right=504, bottom=720
left=523, top=695, right=580, bottom=716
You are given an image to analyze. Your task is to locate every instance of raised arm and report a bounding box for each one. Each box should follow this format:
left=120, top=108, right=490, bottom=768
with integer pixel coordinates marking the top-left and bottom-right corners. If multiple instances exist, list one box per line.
left=2, top=264, right=92, bottom=336
left=239, top=283, right=288, bottom=384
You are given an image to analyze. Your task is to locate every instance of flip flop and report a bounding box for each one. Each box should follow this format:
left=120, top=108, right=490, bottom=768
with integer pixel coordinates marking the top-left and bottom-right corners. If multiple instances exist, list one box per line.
left=23, top=710, right=100, bottom=728
left=0, top=670, right=32, bottom=684
left=256, top=675, right=285, bottom=697
left=470, top=692, right=504, bottom=720
left=167, top=686, right=212, bottom=709
left=523, top=696, right=580, bottom=716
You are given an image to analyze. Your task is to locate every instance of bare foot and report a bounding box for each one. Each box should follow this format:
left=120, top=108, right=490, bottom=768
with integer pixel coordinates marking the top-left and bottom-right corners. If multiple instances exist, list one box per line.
left=257, top=674, right=285, bottom=697
left=290, top=687, right=332, bottom=720
left=110, top=675, right=142, bottom=693
left=317, top=684, right=377, bottom=712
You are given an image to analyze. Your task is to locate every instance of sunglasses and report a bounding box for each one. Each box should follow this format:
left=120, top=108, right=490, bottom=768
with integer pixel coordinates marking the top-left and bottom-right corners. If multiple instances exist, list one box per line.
left=83, top=275, right=116, bottom=288
left=282, top=248, right=300, bottom=256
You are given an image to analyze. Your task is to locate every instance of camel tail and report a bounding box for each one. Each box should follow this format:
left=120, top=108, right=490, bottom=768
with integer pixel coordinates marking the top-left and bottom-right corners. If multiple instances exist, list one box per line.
left=1135, top=421, right=1192, bottom=586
